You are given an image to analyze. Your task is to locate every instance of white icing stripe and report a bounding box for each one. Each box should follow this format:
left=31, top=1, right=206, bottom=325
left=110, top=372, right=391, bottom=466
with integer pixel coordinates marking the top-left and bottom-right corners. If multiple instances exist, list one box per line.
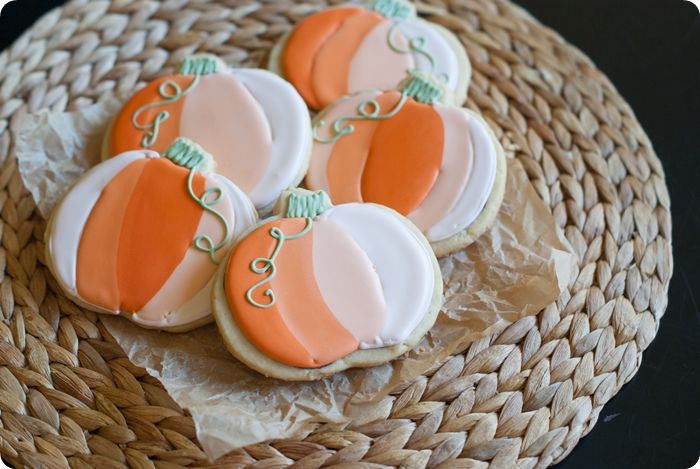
left=48, top=150, right=158, bottom=295
left=408, top=104, right=473, bottom=232
left=312, top=217, right=387, bottom=347
left=306, top=90, right=381, bottom=195
left=233, top=68, right=312, bottom=209
left=323, top=204, right=434, bottom=347
left=347, top=20, right=414, bottom=93
left=427, top=111, right=498, bottom=242
left=397, top=18, right=460, bottom=92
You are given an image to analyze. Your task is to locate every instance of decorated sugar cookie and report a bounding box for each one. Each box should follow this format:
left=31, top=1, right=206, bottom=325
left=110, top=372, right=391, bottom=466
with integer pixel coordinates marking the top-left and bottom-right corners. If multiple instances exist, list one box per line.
left=212, top=189, right=442, bottom=381
left=305, top=72, right=507, bottom=257
left=105, top=55, right=311, bottom=212
left=47, top=138, right=258, bottom=332
left=269, top=0, right=470, bottom=110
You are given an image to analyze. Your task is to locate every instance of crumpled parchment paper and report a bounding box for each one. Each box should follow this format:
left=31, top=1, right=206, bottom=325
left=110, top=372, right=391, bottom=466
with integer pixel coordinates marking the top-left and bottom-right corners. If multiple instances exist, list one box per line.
left=14, top=97, right=575, bottom=460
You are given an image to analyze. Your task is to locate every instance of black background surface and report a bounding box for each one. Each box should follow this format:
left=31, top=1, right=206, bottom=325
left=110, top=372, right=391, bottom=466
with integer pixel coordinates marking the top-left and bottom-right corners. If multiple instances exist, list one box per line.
left=1, top=0, right=699, bottom=468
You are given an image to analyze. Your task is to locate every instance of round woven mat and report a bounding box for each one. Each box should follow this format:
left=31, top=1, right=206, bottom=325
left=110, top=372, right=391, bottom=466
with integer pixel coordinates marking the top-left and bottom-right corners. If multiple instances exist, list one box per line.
left=0, top=0, right=673, bottom=468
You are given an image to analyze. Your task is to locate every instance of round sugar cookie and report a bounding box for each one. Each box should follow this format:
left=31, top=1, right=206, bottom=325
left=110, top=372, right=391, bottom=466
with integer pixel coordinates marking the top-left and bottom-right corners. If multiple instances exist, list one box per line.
left=305, top=72, right=507, bottom=257
left=104, top=54, right=312, bottom=213
left=268, top=0, right=470, bottom=110
left=212, top=189, right=443, bottom=381
left=47, top=138, right=258, bottom=332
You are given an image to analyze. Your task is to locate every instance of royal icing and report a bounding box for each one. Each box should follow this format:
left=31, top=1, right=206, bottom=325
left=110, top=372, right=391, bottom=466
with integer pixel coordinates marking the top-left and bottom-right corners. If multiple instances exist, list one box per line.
left=306, top=74, right=499, bottom=244
left=48, top=139, right=257, bottom=329
left=109, top=55, right=310, bottom=210
left=224, top=191, right=437, bottom=368
left=279, top=0, right=467, bottom=110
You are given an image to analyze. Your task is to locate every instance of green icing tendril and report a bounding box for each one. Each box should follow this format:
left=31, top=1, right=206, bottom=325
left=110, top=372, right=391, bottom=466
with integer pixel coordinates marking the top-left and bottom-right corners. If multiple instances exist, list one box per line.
left=131, top=55, right=224, bottom=149
left=313, top=73, right=442, bottom=144
left=368, top=0, right=412, bottom=20
left=388, top=23, right=437, bottom=74
left=244, top=191, right=330, bottom=309
left=164, top=138, right=231, bottom=265
left=245, top=219, right=313, bottom=309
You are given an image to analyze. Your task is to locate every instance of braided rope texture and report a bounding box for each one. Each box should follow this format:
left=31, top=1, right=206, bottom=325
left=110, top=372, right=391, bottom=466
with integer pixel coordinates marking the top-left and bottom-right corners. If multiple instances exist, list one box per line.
left=0, top=0, right=672, bottom=467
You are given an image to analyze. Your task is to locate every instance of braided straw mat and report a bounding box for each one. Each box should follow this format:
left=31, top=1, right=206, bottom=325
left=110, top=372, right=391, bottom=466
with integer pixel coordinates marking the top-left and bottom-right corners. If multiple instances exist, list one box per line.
left=0, top=0, right=673, bottom=467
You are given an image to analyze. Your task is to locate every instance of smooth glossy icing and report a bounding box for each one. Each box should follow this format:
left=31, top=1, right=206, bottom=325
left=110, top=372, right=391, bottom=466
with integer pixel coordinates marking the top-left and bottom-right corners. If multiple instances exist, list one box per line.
left=109, top=61, right=309, bottom=210
left=408, top=104, right=473, bottom=231
left=306, top=84, right=498, bottom=244
left=232, top=69, right=312, bottom=209
left=224, top=196, right=436, bottom=368
left=48, top=149, right=257, bottom=328
left=279, top=3, right=465, bottom=110
left=426, top=112, right=498, bottom=242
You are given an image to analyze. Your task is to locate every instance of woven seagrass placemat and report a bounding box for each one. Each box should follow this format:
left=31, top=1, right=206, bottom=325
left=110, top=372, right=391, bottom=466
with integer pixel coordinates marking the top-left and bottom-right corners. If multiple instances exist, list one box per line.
left=0, top=0, right=673, bottom=467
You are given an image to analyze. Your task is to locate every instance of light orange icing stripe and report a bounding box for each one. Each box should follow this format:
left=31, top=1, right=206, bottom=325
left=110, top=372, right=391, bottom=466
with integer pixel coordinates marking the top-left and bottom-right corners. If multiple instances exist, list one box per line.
left=282, top=7, right=360, bottom=110
left=361, top=98, right=445, bottom=216
left=326, top=92, right=402, bottom=204
left=311, top=10, right=384, bottom=109
left=76, top=159, right=149, bottom=312
left=116, top=158, right=206, bottom=313
left=109, top=75, right=193, bottom=156
left=226, top=218, right=359, bottom=368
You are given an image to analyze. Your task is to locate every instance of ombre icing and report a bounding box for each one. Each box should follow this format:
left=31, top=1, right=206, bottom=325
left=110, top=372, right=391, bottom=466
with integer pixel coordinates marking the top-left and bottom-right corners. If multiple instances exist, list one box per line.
left=46, top=138, right=257, bottom=330
left=306, top=72, right=500, bottom=247
left=274, top=0, right=469, bottom=110
left=222, top=190, right=438, bottom=369
left=107, top=53, right=311, bottom=210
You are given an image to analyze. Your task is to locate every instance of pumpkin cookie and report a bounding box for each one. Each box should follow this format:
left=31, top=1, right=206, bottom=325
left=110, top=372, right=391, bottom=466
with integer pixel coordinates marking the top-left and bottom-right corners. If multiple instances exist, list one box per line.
left=47, top=138, right=258, bottom=332
left=104, top=55, right=312, bottom=213
left=268, top=0, right=470, bottom=110
left=212, top=189, right=443, bottom=381
left=305, top=72, right=506, bottom=257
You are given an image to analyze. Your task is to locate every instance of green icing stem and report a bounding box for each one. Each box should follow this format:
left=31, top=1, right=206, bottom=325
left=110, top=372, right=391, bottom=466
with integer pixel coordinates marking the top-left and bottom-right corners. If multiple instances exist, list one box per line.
left=313, top=74, right=442, bottom=144
left=131, top=74, right=202, bottom=148
left=245, top=218, right=314, bottom=309
left=164, top=138, right=232, bottom=265
left=286, top=191, right=331, bottom=219
left=368, top=0, right=412, bottom=20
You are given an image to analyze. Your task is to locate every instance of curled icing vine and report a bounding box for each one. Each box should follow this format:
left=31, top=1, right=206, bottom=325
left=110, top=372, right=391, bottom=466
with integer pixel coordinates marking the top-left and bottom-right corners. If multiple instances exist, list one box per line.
left=245, top=219, right=313, bottom=309
left=131, top=76, right=201, bottom=148
left=313, top=74, right=443, bottom=144
left=164, top=138, right=231, bottom=265
left=313, top=93, right=409, bottom=145
left=131, top=55, right=224, bottom=148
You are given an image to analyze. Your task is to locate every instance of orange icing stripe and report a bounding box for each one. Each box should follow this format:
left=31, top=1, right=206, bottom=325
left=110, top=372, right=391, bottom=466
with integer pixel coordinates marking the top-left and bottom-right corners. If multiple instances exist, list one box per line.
left=310, top=10, right=384, bottom=109
left=361, top=98, right=445, bottom=215
left=116, top=158, right=205, bottom=313
left=282, top=7, right=360, bottom=110
left=76, top=159, right=149, bottom=311
left=326, top=92, right=402, bottom=204
left=226, top=218, right=359, bottom=368
left=110, top=75, right=193, bottom=156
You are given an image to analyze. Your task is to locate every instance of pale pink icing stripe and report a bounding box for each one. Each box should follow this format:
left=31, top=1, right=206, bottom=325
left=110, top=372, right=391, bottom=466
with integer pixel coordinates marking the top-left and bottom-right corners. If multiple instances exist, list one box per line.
left=180, top=72, right=272, bottom=194
left=311, top=217, right=386, bottom=346
left=408, top=104, right=473, bottom=232
left=139, top=177, right=235, bottom=321
left=347, top=21, right=414, bottom=93
left=306, top=90, right=381, bottom=196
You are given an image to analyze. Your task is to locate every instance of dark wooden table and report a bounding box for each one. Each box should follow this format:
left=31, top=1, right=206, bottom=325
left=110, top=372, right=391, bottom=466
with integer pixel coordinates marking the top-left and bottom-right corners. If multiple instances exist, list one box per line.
left=1, top=0, right=699, bottom=467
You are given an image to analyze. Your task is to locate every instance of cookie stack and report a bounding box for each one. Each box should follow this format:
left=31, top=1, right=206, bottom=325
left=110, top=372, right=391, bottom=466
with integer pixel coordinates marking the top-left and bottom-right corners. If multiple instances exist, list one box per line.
left=45, top=0, right=506, bottom=380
